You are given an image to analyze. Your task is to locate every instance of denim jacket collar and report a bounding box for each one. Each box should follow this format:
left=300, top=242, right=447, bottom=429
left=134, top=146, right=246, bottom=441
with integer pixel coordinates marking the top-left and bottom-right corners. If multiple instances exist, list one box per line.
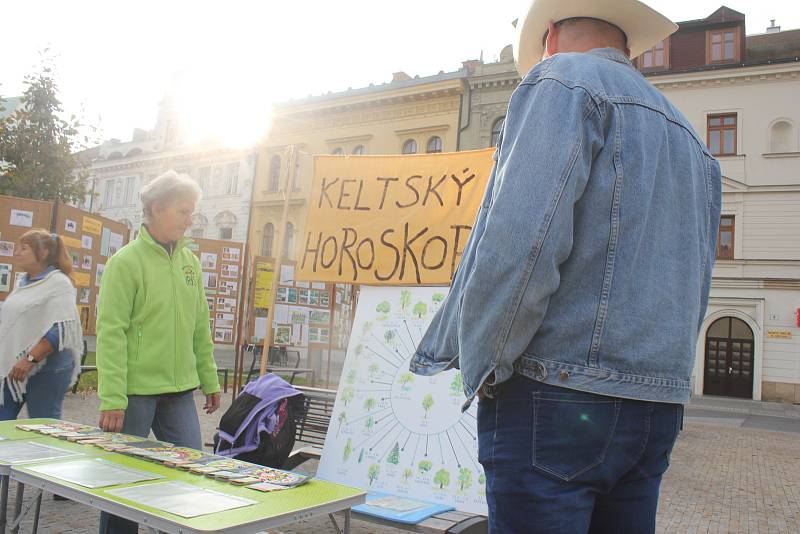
left=585, top=47, right=634, bottom=68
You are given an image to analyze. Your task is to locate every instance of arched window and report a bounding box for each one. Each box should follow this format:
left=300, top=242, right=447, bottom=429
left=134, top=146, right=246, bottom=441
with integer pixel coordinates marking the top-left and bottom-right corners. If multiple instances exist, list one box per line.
left=214, top=211, right=237, bottom=241
left=770, top=120, right=794, bottom=153
left=332, top=147, right=344, bottom=155
left=261, top=223, right=275, bottom=257
left=282, top=222, right=295, bottom=259
left=191, top=213, right=208, bottom=238
left=491, top=117, right=505, bottom=147
left=352, top=145, right=365, bottom=155
left=426, top=136, right=443, bottom=153
left=268, top=155, right=281, bottom=192
left=402, top=139, right=417, bottom=154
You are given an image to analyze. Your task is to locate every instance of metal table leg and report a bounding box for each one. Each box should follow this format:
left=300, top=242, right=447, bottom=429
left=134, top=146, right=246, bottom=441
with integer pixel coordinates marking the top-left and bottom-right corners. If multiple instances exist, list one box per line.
left=0, top=474, right=9, bottom=534
left=9, top=483, right=23, bottom=534
left=30, top=490, right=42, bottom=534
left=344, top=509, right=351, bottom=534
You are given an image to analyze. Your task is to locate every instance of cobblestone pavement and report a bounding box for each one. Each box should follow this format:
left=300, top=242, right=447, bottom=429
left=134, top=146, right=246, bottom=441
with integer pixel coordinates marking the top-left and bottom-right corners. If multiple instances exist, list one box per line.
left=6, top=391, right=799, bottom=533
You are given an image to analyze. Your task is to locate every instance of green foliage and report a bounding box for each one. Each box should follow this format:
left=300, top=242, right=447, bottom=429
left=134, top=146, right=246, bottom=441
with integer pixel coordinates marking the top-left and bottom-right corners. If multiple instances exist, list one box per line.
left=358, top=449, right=365, bottom=464
left=343, top=438, right=353, bottom=462
left=458, top=467, right=472, bottom=491
left=341, top=387, right=355, bottom=407
left=384, top=329, right=396, bottom=344
left=400, top=290, right=412, bottom=313
left=478, top=473, right=486, bottom=485
left=368, top=464, right=380, bottom=485
left=402, top=468, right=413, bottom=482
left=376, top=301, right=391, bottom=314
left=413, top=301, right=428, bottom=318
left=433, top=469, right=451, bottom=489
left=386, top=442, right=400, bottom=465
left=354, top=344, right=364, bottom=358
left=418, top=460, right=432, bottom=473
left=432, top=293, right=445, bottom=303
left=346, top=369, right=357, bottom=384
left=398, top=373, right=414, bottom=390
left=422, top=393, right=434, bottom=419
left=363, top=397, right=377, bottom=411
left=450, top=372, right=463, bottom=395
left=368, top=363, right=380, bottom=379
left=365, top=416, right=375, bottom=431
left=336, top=411, right=347, bottom=436
left=0, top=60, right=91, bottom=203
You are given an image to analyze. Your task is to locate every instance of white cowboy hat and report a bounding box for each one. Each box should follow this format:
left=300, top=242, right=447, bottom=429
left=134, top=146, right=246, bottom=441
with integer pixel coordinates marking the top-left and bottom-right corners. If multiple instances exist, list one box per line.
left=514, top=0, right=678, bottom=76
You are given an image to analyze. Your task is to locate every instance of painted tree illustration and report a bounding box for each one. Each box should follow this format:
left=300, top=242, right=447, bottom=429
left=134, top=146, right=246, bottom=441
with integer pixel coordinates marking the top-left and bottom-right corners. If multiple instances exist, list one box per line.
left=368, top=363, right=381, bottom=380
left=346, top=369, right=358, bottom=384
left=376, top=301, right=391, bottom=320
left=478, top=473, right=486, bottom=485
left=361, top=321, right=373, bottom=338
left=450, top=373, right=463, bottom=395
left=363, top=397, right=377, bottom=411
left=365, top=416, right=375, bottom=431
left=336, top=411, right=347, bottom=436
left=432, top=293, right=445, bottom=304
left=343, top=438, right=353, bottom=462
left=354, top=344, right=364, bottom=359
left=398, top=373, right=415, bottom=391
left=384, top=329, right=396, bottom=345
left=368, top=464, right=380, bottom=486
left=413, top=301, right=428, bottom=318
left=434, top=469, right=451, bottom=489
left=387, top=442, right=400, bottom=465
left=341, top=387, right=355, bottom=407
left=422, top=394, right=435, bottom=420
left=400, top=290, right=412, bottom=314
left=418, top=460, right=432, bottom=473
left=358, top=449, right=365, bottom=464
left=458, top=468, right=472, bottom=491
left=402, top=468, right=413, bottom=483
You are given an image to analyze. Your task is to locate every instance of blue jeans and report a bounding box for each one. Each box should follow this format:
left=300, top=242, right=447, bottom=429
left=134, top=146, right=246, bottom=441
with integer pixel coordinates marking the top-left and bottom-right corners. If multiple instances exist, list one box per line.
left=99, top=390, right=203, bottom=534
left=478, top=374, right=682, bottom=534
left=0, top=350, right=75, bottom=420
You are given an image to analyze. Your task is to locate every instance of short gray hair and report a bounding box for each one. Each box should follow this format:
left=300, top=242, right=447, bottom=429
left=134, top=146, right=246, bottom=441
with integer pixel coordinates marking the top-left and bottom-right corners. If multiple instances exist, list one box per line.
left=140, top=170, right=202, bottom=222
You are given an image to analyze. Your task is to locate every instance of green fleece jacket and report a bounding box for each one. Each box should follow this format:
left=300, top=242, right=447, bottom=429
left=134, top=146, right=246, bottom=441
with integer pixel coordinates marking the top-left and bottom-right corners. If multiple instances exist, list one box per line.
left=96, top=226, right=220, bottom=411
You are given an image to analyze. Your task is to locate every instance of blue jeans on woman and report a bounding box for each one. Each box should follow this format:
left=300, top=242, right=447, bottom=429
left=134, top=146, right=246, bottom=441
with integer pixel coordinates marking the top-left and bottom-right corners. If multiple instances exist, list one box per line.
left=0, top=349, right=75, bottom=420
left=99, top=389, right=203, bottom=534
left=478, top=374, right=682, bottom=534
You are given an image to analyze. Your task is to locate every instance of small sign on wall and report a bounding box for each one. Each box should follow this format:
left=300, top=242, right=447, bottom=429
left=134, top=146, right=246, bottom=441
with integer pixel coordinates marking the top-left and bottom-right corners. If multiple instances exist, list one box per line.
left=766, top=330, right=793, bottom=340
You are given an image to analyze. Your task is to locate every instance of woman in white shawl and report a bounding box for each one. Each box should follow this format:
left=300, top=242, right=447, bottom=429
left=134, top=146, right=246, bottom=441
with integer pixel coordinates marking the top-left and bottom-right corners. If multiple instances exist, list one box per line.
left=0, top=229, right=83, bottom=420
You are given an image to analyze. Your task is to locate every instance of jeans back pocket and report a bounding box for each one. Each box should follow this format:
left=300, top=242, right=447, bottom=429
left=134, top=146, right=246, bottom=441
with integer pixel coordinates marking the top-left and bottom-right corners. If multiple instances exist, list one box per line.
left=532, top=391, right=620, bottom=481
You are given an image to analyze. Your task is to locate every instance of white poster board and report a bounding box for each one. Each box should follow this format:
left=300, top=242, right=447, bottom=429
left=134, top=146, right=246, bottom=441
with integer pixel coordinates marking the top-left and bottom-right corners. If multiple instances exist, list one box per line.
left=317, top=286, right=486, bottom=514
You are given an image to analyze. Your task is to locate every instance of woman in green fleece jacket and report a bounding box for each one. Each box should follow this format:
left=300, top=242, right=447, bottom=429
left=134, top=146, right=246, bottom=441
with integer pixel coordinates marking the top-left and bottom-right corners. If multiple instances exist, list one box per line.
left=96, top=170, right=221, bottom=534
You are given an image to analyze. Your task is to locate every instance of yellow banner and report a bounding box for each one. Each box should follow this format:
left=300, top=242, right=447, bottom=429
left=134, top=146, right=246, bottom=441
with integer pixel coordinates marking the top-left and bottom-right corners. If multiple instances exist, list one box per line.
left=82, top=216, right=102, bottom=235
left=253, top=261, right=274, bottom=308
left=62, top=236, right=82, bottom=250
left=297, top=149, right=494, bottom=285
left=72, top=272, right=91, bottom=288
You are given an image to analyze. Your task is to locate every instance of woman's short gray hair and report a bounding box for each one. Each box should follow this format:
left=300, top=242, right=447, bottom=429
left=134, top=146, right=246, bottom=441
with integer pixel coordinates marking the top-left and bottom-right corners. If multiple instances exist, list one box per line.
left=140, top=170, right=202, bottom=222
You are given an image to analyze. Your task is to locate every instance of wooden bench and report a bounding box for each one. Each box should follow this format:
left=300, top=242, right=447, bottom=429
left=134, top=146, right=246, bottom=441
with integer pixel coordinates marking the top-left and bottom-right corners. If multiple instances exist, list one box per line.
left=286, top=386, right=487, bottom=534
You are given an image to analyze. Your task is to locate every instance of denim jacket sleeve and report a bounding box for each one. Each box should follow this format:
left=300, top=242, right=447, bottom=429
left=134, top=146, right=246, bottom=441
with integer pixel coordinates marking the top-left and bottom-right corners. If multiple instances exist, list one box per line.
left=412, top=76, right=604, bottom=401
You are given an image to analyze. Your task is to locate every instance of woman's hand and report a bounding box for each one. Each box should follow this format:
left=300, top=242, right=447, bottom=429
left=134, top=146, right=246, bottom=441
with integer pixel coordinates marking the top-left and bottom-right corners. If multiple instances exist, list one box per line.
left=204, top=393, right=221, bottom=414
left=8, top=359, right=35, bottom=382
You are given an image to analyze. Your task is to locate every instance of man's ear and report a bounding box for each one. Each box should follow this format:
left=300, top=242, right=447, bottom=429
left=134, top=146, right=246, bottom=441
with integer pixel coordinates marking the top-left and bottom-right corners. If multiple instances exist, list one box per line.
left=544, top=20, right=558, bottom=58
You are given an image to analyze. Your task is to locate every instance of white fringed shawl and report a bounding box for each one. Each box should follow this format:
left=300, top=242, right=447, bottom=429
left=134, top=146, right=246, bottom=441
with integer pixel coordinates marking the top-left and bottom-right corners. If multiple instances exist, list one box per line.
left=0, top=270, right=83, bottom=404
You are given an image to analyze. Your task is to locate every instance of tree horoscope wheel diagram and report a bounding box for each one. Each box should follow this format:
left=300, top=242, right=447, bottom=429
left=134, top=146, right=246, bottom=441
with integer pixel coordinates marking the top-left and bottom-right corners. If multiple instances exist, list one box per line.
left=317, top=286, right=487, bottom=514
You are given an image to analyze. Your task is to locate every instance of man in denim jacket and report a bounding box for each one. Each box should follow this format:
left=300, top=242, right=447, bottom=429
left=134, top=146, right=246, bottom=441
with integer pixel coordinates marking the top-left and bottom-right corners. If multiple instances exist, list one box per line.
left=411, top=0, right=722, bottom=532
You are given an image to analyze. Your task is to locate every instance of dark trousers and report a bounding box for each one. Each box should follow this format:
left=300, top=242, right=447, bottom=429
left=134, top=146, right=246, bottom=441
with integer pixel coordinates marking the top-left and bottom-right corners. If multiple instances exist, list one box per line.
left=477, top=374, right=682, bottom=534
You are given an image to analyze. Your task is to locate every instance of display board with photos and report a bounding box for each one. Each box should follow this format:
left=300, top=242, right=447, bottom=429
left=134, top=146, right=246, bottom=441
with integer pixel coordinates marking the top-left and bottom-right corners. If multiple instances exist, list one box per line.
left=189, top=237, right=243, bottom=345
left=250, top=257, right=355, bottom=352
left=0, top=196, right=55, bottom=300
left=55, top=203, right=131, bottom=335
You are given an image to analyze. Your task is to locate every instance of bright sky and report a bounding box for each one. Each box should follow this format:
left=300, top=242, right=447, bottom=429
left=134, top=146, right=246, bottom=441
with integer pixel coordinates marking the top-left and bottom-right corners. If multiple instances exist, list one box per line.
left=3, top=0, right=799, bottom=148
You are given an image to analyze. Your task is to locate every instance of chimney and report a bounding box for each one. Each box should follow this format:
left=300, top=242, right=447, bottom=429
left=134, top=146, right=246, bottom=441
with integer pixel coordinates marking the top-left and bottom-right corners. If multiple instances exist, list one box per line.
left=462, top=60, right=481, bottom=74
left=392, top=71, right=412, bottom=83
left=767, top=19, right=780, bottom=33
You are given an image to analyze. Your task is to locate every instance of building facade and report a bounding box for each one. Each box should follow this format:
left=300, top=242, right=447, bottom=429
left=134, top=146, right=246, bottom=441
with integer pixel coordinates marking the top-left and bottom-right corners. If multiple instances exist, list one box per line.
left=87, top=96, right=256, bottom=243
left=636, top=7, right=800, bottom=403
